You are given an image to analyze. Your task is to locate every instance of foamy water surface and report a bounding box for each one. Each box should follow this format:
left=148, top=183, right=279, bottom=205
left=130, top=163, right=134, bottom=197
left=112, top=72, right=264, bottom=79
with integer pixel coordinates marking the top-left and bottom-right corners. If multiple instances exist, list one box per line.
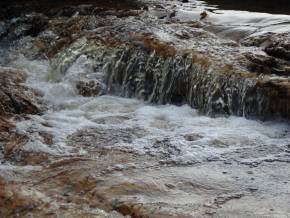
left=1, top=49, right=289, bottom=165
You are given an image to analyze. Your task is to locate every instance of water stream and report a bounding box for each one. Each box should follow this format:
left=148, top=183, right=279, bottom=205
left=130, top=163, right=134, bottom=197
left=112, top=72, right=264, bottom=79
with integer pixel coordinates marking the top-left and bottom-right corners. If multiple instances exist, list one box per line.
left=177, top=0, right=290, bottom=41
left=204, top=0, right=290, bottom=15
left=1, top=45, right=289, bottom=166
left=1, top=1, right=290, bottom=216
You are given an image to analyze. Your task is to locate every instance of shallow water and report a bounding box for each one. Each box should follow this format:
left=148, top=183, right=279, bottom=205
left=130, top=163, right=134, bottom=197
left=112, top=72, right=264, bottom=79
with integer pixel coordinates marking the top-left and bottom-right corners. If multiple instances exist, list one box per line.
left=1, top=3, right=290, bottom=216
left=2, top=48, right=290, bottom=166
left=175, top=0, right=290, bottom=40
left=204, top=0, right=290, bottom=15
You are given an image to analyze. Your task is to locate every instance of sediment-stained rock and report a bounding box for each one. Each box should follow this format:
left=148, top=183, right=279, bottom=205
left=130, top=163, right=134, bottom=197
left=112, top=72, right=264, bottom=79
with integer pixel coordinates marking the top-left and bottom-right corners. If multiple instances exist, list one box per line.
left=12, top=3, right=282, bottom=120
left=1, top=1, right=290, bottom=217
left=76, top=78, right=106, bottom=97
left=1, top=0, right=290, bottom=119
left=0, top=68, right=43, bottom=116
left=48, top=36, right=290, bottom=119
left=0, top=67, right=44, bottom=164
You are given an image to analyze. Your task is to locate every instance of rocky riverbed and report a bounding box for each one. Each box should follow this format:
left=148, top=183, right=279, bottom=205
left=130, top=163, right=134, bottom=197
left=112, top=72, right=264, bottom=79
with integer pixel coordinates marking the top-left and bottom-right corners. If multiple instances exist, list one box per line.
left=0, top=0, right=290, bottom=217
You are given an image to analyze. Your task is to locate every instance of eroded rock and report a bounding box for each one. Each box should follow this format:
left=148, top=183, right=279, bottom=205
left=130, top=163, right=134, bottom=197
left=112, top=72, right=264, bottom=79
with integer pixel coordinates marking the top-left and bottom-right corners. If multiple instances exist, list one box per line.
left=0, top=67, right=43, bottom=116
left=76, top=78, right=106, bottom=97
left=0, top=67, right=44, bottom=164
left=1, top=1, right=290, bottom=217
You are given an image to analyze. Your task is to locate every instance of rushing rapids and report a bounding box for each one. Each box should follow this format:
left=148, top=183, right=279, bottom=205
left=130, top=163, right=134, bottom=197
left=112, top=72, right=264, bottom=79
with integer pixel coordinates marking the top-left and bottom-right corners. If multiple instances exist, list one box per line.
left=51, top=38, right=290, bottom=119
left=1, top=0, right=290, bottom=217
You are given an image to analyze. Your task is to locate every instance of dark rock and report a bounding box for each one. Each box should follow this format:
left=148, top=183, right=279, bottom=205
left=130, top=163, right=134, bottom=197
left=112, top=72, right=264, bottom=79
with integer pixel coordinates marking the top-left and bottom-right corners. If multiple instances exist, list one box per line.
left=265, top=46, right=290, bottom=61
left=76, top=78, right=106, bottom=97
left=0, top=67, right=44, bottom=163
left=2, top=0, right=290, bottom=122
left=184, top=133, right=203, bottom=141
left=0, top=15, right=48, bottom=43
left=243, top=32, right=290, bottom=62
left=98, top=44, right=290, bottom=120
left=0, top=68, right=43, bottom=116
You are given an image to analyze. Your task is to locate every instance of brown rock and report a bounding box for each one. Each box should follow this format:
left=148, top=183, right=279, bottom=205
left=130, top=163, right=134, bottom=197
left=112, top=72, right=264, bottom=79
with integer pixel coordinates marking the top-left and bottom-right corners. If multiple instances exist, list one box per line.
left=0, top=67, right=43, bottom=116
left=0, top=67, right=45, bottom=164
left=76, top=78, right=105, bottom=97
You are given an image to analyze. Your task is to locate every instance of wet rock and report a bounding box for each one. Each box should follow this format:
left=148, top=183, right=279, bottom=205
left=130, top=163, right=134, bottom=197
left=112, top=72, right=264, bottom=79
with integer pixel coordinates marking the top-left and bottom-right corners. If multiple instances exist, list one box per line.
left=184, top=133, right=203, bottom=141
left=0, top=14, right=48, bottom=44
left=200, top=11, right=208, bottom=20
left=76, top=78, right=106, bottom=97
left=39, top=132, right=54, bottom=145
left=113, top=202, right=145, bottom=217
left=0, top=67, right=45, bottom=164
left=243, top=32, right=290, bottom=62
left=262, top=33, right=290, bottom=61
left=0, top=176, right=46, bottom=217
left=265, top=46, right=290, bottom=61
left=245, top=53, right=278, bottom=74
left=3, top=134, right=28, bottom=159
left=98, top=44, right=290, bottom=119
left=0, top=117, right=14, bottom=134
left=1, top=2, right=290, bottom=217
left=46, top=31, right=290, bottom=120
left=0, top=67, right=43, bottom=116
left=1, top=0, right=290, bottom=122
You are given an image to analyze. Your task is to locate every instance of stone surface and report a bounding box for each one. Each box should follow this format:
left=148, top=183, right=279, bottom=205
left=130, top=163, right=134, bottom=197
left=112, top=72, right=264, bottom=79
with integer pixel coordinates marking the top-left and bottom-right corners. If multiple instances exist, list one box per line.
left=12, top=1, right=286, bottom=120
left=0, top=0, right=290, bottom=217
left=0, top=68, right=43, bottom=116
left=0, top=67, right=44, bottom=164
left=1, top=138, right=290, bottom=217
left=76, top=78, right=106, bottom=97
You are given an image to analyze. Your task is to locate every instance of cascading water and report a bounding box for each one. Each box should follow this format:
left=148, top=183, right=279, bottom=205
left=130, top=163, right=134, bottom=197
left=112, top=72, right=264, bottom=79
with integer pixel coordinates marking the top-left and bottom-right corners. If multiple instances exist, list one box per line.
left=0, top=36, right=289, bottom=166
left=1, top=0, right=290, bottom=217
left=47, top=37, right=290, bottom=120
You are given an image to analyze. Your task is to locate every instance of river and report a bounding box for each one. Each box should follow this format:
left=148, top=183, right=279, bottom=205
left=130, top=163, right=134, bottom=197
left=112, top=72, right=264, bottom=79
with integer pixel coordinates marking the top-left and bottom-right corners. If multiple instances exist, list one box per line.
left=0, top=0, right=290, bottom=217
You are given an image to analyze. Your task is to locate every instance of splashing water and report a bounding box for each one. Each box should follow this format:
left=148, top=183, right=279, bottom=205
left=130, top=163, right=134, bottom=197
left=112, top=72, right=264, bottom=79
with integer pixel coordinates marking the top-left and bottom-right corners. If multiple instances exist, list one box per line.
left=1, top=45, right=290, bottom=166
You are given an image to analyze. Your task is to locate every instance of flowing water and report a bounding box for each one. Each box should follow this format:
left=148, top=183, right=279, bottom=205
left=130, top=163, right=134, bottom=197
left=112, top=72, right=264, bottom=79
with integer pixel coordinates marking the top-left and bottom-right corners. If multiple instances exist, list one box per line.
left=175, top=0, right=290, bottom=40
left=205, top=0, right=290, bottom=15
left=1, top=0, right=290, bottom=216
left=1, top=40, right=290, bottom=216
left=1, top=45, right=290, bottom=166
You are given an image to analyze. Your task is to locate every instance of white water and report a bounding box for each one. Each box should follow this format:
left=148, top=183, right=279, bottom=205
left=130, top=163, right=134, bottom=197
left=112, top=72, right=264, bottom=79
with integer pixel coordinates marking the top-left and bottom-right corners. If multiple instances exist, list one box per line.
left=1, top=43, right=290, bottom=165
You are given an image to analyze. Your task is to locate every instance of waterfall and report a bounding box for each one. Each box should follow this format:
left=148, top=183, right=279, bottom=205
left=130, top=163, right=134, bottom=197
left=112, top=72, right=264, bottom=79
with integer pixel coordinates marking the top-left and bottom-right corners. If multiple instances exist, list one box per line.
left=49, top=38, right=290, bottom=120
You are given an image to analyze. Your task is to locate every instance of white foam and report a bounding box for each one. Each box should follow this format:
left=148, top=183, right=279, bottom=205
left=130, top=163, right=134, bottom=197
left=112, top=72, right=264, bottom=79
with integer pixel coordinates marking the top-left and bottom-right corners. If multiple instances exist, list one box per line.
left=1, top=48, right=290, bottom=165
